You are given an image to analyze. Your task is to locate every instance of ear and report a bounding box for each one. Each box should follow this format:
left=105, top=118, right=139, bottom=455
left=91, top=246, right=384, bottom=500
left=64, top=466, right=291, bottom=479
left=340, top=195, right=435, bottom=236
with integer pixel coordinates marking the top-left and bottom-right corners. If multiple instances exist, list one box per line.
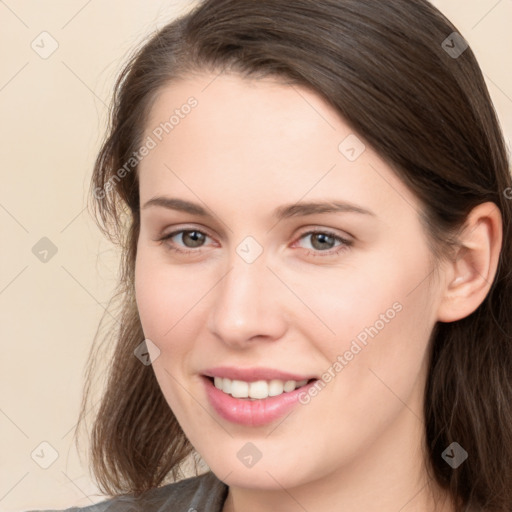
left=436, top=202, right=503, bottom=323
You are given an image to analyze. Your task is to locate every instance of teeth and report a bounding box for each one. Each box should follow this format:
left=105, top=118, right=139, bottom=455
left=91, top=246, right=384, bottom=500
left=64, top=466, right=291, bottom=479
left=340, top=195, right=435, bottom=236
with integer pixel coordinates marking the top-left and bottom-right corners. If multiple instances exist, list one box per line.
left=212, top=377, right=309, bottom=399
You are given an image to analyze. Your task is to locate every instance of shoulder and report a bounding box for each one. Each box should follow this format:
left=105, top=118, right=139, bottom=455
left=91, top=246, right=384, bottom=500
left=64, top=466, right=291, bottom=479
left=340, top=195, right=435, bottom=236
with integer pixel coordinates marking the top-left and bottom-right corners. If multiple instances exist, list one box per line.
left=26, top=471, right=228, bottom=512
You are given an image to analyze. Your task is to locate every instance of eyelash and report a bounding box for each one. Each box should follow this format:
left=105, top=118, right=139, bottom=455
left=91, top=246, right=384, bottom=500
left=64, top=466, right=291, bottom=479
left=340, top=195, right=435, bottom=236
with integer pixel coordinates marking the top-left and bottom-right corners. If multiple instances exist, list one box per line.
left=156, top=228, right=353, bottom=258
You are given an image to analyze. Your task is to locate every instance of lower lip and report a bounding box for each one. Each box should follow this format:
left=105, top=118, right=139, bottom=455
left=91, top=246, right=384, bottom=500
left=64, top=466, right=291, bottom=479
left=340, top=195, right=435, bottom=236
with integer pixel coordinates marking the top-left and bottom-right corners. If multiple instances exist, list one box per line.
left=202, top=376, right=318, bottom=427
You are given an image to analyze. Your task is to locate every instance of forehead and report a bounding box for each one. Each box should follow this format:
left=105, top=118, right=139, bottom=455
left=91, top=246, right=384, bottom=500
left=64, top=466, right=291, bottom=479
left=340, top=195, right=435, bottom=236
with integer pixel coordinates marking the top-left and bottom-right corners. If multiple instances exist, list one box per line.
left=146, top=71, right=342, bottom=125
left=143, top=72, right=345, bottom=156
left=138, top=72, right=419, bottom=223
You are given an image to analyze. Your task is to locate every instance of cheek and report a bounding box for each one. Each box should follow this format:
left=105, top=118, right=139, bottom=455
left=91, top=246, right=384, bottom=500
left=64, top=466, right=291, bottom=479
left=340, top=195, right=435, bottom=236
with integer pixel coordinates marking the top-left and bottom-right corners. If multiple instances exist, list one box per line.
left=135, top=245, right=193, bottom=339
left=134, top=248, right=186, bottom=344
left=288, top=243, right=436, bottom=404
left=292, top=247, right=433, bottom=346
left=134, top=251, right=203, bottom=415
left=338, top=256, right=435, bottom=402
left=134, top=247, right=214, bottom=362
left=135, top=252, right=165, bottom=336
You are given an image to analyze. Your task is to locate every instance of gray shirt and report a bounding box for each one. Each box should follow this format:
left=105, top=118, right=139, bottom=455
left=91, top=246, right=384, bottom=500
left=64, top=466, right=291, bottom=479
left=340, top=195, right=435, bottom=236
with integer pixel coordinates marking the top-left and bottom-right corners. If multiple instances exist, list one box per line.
left=27, top=472, right=484, bottom=512
left=27, top=471, right=228, bottom=512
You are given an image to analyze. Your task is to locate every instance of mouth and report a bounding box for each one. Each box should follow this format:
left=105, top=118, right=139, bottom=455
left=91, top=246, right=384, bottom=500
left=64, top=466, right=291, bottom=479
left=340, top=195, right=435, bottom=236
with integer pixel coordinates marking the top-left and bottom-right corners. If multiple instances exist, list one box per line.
left=204, top=375, right=318, bottom=401
left=202, top=375, right=320, bottom=426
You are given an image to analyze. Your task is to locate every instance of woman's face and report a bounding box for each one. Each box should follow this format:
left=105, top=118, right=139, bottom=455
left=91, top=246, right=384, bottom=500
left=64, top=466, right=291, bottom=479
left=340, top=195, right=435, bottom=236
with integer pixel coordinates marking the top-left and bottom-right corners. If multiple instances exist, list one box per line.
left=135, top=72, right=445, bottom=490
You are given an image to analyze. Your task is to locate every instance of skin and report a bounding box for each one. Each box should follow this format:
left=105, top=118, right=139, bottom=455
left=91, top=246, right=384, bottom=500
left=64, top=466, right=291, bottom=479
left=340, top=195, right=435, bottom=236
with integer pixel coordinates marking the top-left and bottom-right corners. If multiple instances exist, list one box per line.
left=134, top=72, right=502, bottom=512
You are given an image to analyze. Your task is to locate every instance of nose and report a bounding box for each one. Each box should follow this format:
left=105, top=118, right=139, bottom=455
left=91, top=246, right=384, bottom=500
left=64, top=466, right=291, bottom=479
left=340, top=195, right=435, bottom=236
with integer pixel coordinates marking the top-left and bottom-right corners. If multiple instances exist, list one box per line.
left=207, top=253, right=288, bottom=348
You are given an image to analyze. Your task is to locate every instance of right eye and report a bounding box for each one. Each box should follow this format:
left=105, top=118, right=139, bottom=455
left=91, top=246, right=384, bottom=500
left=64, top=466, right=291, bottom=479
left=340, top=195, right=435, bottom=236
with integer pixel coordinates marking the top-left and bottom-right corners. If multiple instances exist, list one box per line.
left=158, top=229, right=213, bottom=254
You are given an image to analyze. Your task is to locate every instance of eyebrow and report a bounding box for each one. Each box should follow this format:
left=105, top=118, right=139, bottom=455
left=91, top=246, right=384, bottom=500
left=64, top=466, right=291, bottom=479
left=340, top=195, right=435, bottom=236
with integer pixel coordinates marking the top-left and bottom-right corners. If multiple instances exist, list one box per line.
left=141, top=196, right=376, bottom=220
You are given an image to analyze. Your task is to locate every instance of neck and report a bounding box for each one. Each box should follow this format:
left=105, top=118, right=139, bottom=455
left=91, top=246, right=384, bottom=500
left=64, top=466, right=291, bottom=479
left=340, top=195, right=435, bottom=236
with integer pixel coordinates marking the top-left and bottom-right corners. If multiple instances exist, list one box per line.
left=221, top=403, right=456, bottom=512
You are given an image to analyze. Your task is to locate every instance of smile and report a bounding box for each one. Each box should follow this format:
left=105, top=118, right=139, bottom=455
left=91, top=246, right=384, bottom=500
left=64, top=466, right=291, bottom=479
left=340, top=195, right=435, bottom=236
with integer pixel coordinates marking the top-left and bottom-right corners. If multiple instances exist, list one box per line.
left=212, top=376, right=311, bottom=400
left=202, top=375, right=319, bottom=426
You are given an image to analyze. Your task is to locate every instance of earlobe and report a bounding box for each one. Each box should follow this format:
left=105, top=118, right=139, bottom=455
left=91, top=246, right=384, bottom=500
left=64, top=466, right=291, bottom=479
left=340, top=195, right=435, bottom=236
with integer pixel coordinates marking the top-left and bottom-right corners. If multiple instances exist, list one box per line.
left=437, top=202, right=503, bottom=323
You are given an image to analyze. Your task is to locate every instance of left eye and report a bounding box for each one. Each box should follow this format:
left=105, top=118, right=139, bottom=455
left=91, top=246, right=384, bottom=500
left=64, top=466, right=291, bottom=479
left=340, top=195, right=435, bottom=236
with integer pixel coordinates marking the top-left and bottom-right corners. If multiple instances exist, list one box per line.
left=294, top=230, right=352, bottom=256
left=298, top=231, right=340, bottom=250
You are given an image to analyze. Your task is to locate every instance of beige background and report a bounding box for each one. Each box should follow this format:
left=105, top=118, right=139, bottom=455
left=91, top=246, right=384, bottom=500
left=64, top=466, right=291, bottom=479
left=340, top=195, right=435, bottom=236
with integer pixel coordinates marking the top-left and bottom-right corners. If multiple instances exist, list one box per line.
left=1, top=1, right=511, bottom=510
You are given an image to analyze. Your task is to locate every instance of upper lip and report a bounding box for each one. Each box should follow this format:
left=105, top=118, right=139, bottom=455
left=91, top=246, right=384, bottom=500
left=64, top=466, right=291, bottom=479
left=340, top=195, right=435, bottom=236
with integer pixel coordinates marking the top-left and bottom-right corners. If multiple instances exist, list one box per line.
left=202, top=366, right=318, bottom=382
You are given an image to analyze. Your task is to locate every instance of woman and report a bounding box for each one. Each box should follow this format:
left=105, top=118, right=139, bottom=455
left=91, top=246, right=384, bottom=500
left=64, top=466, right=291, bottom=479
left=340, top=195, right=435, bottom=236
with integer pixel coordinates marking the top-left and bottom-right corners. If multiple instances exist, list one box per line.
left=32, top=0, right=512, bottom=511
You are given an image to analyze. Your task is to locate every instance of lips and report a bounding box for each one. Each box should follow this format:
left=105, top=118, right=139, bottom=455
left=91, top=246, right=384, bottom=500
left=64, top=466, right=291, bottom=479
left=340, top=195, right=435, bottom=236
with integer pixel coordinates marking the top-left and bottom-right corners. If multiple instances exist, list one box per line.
left=201, top=366, right=317, bottom=382
left=200, top=366, right=320, bottom=426
left=202, top=375, right=319, bottom=426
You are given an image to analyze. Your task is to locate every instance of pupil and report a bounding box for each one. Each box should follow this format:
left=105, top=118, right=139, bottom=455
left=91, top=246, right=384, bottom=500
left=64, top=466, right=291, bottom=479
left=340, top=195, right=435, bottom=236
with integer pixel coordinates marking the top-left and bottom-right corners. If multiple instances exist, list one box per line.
left=312, top=233, right=333, bottom=250
left=184, top=230, right=204, bottom=247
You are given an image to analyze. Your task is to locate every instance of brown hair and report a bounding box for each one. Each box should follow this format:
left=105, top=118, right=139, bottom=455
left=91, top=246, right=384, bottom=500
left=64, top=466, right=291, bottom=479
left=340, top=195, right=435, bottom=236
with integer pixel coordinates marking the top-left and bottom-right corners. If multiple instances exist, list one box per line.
left=76, top=0, right=512, bottom=510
